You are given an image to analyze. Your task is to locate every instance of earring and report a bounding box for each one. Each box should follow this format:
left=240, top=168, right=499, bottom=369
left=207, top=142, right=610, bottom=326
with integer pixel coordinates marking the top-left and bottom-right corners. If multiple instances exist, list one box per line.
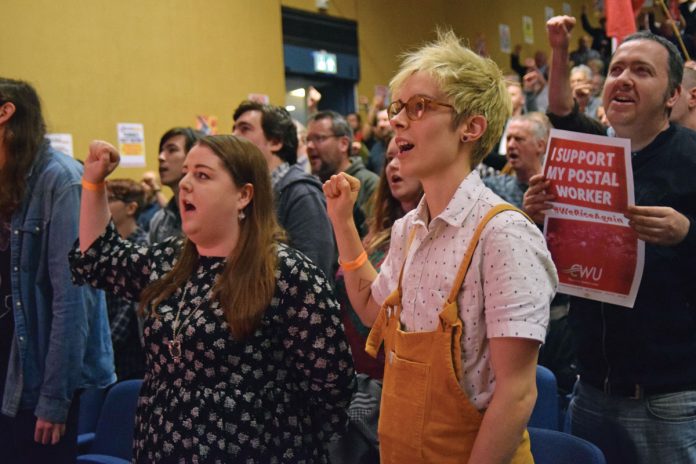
left=461, top=136, right=468, bottom=142
left=238, top=210, right=246, bottom=221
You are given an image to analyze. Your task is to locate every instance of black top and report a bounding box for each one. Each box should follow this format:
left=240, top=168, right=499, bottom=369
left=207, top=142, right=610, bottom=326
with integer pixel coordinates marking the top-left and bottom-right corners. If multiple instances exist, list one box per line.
left=105, top=227, right=148, bottom=380
left=70, top=223, right=354, bottom=463
left=548, top=108, right=696, bottom=388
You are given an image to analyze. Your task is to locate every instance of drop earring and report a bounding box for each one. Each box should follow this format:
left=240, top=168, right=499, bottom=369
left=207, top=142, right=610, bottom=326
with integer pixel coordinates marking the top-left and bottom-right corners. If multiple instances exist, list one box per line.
left=238, top=210, right=246, bottom=221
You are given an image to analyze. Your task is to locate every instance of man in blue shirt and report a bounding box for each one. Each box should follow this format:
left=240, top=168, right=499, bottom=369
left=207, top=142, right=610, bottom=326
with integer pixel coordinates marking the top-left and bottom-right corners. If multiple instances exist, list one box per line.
left=0, top=77, right=115, bottom=463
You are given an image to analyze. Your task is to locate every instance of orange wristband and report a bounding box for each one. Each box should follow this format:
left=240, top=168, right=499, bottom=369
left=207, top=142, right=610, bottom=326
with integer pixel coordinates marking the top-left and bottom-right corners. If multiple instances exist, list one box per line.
left=339, top=250, right=368, bottom=272
left=81, top=178, right=106, bottom=191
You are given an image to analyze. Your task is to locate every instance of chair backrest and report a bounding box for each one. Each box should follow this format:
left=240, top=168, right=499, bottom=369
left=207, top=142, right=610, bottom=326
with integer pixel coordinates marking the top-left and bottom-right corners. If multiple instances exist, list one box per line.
left=77, top=387, right=108, bottom=435
left=89, top=379, right=142, bottom=460
left=529, top=365, right=560, bottom=430
left=528, top=426, right=606, bottom=464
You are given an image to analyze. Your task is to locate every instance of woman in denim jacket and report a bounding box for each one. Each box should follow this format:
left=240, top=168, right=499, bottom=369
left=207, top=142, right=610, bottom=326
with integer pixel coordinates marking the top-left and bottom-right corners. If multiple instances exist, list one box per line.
left=0, top=78, right=115, bottom=463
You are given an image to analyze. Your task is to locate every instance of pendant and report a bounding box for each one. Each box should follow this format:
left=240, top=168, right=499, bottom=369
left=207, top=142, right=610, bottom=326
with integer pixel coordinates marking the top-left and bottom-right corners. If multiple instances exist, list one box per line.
left=168, top=339, right=182, bottom=362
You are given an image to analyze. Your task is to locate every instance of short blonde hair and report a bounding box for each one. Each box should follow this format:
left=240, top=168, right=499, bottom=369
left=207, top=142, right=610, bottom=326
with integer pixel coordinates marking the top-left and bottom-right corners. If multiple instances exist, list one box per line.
left=390, top=30, right=511, bottom=168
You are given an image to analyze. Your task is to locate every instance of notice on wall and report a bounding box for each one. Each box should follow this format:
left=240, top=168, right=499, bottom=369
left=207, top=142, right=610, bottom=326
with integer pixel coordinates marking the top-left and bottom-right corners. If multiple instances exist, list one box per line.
left=545, top=6, right=555, bottom=21
left=563, top=2, right=572, bottom=15
left=374, top=85, right=390, bottom=106
left=117, top=123, right=146, bottom=167
left=47, top=133, right=74, bottom=157
left=523, top=16, right=534, bottom=44
left=542, top=129, right=644, bottom=308
left=499, top=24, right=511, bottom=53
left=247, top=93, right=270, bottom=104
left=196, top=115, right=218, bottom=135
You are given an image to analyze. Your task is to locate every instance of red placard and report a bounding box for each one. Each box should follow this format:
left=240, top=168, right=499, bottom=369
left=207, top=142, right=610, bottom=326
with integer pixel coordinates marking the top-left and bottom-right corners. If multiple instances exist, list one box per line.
left=542, top=129, right=644, bottom=308
left=546, top=218, right=638, bottom=295
left=545, top=137, right=629, bottom=212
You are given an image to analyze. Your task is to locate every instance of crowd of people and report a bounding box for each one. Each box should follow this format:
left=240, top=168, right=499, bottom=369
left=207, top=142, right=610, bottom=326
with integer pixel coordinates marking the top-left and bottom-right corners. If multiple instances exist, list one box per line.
left=1, top=3, right=695, bottom=464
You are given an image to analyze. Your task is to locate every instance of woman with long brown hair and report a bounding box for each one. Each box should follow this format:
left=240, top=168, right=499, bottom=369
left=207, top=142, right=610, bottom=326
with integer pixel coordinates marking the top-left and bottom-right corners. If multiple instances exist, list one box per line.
left=70, top=135, right=354, bottom=463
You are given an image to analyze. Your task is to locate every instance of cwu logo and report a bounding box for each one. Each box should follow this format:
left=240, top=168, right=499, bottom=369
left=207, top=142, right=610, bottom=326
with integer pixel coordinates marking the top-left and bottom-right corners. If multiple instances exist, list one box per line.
left=564, top=264, right=603, bottom=282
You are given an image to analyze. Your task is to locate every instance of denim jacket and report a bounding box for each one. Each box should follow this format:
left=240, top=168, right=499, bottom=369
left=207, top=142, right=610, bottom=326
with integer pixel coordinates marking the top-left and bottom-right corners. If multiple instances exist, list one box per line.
left=1, top=143, right=115, bottom=423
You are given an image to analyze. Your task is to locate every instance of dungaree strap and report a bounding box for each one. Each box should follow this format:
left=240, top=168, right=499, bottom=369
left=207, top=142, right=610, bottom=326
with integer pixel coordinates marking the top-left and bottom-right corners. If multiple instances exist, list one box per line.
left=365, top=229, right=418, bottom=358
left=441, top=204, right=529, bottom=381
left=366, top=205, right=530, bottom=359
left=396, top=228, right=419, bottom=302
left=439, top=204, right=529, bottom=328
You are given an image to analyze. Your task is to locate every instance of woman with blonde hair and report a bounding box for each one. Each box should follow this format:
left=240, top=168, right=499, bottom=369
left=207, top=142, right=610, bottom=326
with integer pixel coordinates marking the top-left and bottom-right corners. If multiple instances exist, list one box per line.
left=324, top=31, right=557, bottom=463
left=71, top=135, right=354, bottom=463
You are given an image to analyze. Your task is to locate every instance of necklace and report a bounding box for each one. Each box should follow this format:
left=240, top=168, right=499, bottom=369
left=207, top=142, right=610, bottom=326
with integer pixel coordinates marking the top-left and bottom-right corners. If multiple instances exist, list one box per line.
left=167, top=283, right=211, bottom=363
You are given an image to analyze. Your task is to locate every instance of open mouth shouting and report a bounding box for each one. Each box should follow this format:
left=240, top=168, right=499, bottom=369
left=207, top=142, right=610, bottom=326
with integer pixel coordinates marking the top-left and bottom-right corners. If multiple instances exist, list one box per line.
left=388, top=173, right=403, bottom=187
left=181, top=198, right=197, bottom=214
left=395, top=138, right=414, bottom=155
left=610, top=93, right=636, bottom=107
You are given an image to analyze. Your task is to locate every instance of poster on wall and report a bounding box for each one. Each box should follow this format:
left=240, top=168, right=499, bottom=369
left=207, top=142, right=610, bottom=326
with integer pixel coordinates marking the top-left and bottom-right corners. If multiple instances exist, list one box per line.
left=545, top=6, right=555, bottom=21
left=47, top=133, right=74, bottom=157
left=499, top=24, right=511, bottom=53
left=563, top=2, right=573, bottom=15
left=374, top=85, right=390, bottom=107
left=196, top=115, right=218, bottom=135
left=523, top=16, right=534, bottom=44
left=247, top=93, right=270, bottom=104
left=542, top=129, right=644, bottom=308
left=117, top=123, right=146, bottom=167
left=475, top=33, right=488, bottom=56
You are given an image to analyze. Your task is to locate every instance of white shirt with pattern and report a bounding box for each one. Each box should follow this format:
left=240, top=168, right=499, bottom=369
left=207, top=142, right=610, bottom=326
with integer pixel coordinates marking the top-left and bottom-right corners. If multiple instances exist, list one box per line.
left=372, top=170, right=557, bottom=410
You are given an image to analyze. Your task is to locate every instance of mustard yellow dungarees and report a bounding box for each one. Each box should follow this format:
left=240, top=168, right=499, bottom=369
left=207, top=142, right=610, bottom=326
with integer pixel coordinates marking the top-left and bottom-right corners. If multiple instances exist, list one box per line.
left=366, top=204, right=534, bottom=463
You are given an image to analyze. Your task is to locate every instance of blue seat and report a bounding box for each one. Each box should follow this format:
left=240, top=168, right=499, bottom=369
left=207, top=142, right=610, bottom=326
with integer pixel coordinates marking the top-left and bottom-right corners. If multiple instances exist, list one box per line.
left=529, top=426, right=606, bottom=464
left=529, top=365, right=560, bottom=430
left=77, top=386, right=109, bottom=454
left=77, top=379, right=142, bottom=464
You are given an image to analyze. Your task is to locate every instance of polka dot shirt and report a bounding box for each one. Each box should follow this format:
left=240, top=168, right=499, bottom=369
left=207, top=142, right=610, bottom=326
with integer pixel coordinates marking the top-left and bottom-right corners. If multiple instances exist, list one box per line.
left=372, top=171, right=557, bottom=410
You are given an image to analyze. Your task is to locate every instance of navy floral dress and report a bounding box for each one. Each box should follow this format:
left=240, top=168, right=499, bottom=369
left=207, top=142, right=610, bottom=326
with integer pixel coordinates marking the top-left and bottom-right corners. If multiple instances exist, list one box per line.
left=70, top=224, right=355, bottom=463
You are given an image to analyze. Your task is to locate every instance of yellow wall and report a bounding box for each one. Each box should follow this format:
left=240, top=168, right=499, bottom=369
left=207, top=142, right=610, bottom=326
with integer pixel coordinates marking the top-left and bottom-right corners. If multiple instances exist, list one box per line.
left=450, top=0, right=586, bottom=75
left=284, top=0, right=586, bottom=115
left=1, top=0, right=285, bottom=181
left=2, top=0, right=587, bottom=182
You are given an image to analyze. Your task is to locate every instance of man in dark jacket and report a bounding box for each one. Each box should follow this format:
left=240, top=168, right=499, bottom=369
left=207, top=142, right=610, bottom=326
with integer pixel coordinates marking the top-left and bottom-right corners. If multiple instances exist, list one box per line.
left=525, top=16, right=696, bottom=464
left=306, top=111, right=378, bottom=228
left=149, top=127, right=201, bottom=243
left=233, top=101, right=335, bottom=280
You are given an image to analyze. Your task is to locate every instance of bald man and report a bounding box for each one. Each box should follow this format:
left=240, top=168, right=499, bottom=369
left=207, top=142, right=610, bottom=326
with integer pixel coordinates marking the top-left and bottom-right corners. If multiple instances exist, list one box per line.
left=670, top=62, right=696, bottom=130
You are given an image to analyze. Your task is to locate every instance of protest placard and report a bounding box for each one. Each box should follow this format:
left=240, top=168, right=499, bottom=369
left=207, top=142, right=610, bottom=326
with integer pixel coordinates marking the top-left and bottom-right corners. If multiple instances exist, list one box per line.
left=542, top=129, right=644, bottom=307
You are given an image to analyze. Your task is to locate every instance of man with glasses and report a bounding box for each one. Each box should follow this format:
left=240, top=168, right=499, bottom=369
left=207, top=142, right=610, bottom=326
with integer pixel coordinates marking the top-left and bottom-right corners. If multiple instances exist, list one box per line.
left=307, top=111, right=378, bottom=222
